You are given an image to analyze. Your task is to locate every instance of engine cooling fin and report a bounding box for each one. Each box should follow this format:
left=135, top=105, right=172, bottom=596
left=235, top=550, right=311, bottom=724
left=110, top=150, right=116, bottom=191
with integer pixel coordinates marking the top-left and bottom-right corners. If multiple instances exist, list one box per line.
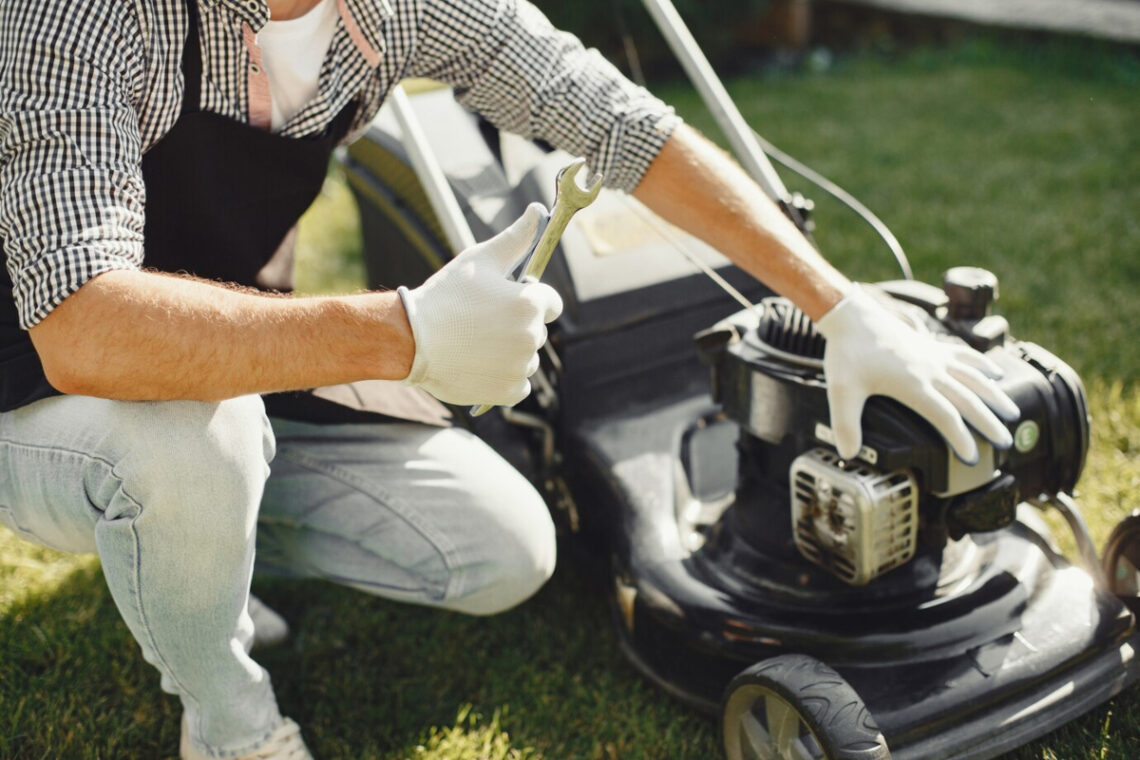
left=756, top=297, right=826, bottom=360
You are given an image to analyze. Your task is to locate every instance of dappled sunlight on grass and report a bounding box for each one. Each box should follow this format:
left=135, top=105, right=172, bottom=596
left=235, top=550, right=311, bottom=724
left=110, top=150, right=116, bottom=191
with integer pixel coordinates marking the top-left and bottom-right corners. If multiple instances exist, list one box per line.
left=1084, top=380, right=1140, bottom=531
left=0, top=528, right=97, bottom=616
left=406, top=705, right=541, bottom=760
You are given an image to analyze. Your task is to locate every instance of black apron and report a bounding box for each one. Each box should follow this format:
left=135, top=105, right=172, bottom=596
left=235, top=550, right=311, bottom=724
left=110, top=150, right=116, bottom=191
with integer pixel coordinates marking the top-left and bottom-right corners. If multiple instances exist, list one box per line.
left=0, top=1, right=449, bottom=426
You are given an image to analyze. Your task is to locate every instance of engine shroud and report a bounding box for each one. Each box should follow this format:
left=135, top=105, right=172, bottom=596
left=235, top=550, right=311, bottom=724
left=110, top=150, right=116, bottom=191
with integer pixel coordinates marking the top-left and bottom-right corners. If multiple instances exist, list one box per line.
left=700, top=281, right=1091, bottom=583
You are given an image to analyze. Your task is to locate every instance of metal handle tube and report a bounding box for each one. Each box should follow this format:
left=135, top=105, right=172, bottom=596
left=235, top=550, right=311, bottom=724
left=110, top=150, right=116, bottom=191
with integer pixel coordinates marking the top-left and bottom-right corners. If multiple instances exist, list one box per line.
left=388, top=84, right=477, bottom=253
left=640, top=0, right=792, bottom=206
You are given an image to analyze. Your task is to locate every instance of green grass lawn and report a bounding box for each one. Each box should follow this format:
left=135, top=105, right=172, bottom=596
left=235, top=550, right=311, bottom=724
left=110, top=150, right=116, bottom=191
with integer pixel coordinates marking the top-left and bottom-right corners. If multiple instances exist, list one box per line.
left=3, top=36, right=1139, bottom=760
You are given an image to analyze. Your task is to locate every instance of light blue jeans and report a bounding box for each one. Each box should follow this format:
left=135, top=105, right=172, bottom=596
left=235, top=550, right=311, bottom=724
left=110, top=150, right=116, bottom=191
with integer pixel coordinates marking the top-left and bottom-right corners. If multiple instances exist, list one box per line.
left=0, top=394, right=556, bottom=758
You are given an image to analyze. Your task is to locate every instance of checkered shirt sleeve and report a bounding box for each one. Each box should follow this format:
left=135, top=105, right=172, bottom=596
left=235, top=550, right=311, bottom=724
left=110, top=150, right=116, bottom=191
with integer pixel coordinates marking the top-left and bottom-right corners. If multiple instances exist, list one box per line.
left=410, top=0, right=681, bottom=194
left=0, top=0, right=149, bottom=329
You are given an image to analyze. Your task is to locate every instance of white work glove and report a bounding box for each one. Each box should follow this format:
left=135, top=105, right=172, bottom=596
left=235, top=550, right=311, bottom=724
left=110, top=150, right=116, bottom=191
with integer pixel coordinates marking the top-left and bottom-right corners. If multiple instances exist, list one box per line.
left=397, top=203, right=562, bottom=406
left=815, top=284, right=1020, bottom=464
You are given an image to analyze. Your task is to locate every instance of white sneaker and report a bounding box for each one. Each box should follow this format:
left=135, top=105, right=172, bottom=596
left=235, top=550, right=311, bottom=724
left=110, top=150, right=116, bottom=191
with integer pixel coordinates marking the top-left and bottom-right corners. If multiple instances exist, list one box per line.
left=181, top=715, right=314, bottom=760
left=248, top=594, right=290, bottom=649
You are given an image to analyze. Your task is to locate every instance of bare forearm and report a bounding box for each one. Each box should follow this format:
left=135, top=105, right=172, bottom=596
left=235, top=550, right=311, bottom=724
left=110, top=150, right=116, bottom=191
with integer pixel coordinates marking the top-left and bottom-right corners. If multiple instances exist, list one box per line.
left=29, top=269, right=414, bottom=400
left=633, top=124, right=849, bottom=321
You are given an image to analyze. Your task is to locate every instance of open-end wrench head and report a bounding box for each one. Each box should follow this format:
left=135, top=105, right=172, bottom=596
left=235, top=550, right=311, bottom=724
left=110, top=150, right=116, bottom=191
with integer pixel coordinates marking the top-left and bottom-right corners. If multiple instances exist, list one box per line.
left=556, top=158, right=603, bottom=208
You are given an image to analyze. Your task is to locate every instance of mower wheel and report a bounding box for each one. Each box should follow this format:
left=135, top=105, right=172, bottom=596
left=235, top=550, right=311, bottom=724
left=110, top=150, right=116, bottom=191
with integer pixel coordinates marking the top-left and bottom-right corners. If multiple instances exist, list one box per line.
left=721, top=654, right=890, bottom=760
left=1103, top=510, right=1140, bottom=614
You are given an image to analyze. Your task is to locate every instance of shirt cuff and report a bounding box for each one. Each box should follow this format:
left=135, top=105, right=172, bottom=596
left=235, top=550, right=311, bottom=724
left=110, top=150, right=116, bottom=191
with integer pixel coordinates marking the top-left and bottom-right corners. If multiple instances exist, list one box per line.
left=12, top=246, right=141, bottom=329
left=597, top=107, right=683, bottom=194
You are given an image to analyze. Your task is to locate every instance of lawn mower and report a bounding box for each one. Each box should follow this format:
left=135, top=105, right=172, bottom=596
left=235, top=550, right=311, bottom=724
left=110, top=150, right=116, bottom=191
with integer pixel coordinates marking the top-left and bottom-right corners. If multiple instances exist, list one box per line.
left=336, top=3, right=1140, bottom=757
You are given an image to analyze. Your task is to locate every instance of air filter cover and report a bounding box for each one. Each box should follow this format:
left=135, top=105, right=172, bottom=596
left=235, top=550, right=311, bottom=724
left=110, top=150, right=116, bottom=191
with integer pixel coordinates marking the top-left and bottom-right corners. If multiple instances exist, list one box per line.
left=790, top=448, right=919, bottom=585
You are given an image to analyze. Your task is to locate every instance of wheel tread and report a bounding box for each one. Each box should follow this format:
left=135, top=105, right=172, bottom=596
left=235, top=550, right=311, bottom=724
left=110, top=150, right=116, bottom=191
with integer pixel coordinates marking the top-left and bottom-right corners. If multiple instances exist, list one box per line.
left=722, top=654, right=891, bottom=760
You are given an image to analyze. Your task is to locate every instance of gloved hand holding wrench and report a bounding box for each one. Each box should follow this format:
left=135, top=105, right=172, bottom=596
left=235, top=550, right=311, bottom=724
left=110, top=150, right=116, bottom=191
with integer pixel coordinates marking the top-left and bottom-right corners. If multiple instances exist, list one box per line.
left=398, top=158, right=601, bottom=411
left=471, top=158, right=603, bottom=416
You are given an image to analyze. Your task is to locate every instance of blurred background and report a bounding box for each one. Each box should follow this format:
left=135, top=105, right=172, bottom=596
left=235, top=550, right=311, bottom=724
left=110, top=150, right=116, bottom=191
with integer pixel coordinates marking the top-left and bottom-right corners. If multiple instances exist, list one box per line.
left=3, top=1, right=1139, bottom=758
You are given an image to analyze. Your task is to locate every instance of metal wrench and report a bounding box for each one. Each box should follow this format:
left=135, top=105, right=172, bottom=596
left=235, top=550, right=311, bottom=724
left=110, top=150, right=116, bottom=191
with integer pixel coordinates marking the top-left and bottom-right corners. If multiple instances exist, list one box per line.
left=471, top=158, right=603, bottom=417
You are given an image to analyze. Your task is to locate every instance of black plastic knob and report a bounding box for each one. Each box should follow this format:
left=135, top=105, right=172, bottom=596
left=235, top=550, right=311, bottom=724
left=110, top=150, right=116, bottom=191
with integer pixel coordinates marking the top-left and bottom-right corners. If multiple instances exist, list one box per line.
left=943, top=266, right=999, bottom=321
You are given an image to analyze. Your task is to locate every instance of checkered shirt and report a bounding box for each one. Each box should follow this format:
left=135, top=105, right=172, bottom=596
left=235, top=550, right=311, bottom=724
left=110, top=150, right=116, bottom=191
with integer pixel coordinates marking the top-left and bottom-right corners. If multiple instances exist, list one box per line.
left=0, top=0, right=679, bottom=329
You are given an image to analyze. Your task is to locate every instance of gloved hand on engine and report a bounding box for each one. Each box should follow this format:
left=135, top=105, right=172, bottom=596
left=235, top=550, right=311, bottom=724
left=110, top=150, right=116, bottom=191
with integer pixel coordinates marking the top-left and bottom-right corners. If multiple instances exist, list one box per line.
left=398, top=203, right=562, bottom=406
left=814, top=284, right=1020, bottom=465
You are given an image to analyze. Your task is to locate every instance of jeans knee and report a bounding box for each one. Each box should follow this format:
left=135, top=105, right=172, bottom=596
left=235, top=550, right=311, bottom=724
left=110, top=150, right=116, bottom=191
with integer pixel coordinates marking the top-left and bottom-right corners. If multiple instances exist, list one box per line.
left=449, top=493, right=557, bottom=617
left=493, top=518, right=556, bottom=613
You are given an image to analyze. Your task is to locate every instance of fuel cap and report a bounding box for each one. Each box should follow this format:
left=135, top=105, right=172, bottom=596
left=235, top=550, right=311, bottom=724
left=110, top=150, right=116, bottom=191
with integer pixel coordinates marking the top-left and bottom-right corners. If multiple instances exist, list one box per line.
left=943, top=266, right=999, bottom=321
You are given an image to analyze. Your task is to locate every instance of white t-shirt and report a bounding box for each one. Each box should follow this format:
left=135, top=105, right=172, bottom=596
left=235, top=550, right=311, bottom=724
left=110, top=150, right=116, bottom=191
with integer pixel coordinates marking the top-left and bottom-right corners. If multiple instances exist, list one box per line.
left=258, top=0, right=339, bottom=131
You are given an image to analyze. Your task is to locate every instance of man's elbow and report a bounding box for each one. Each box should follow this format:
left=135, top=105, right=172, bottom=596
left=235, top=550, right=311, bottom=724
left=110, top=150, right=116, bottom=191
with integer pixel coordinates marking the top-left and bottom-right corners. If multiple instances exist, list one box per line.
left=43, top=360, right=101, bottom=396
left=26, top=273, right=128, bottom=396
left=28, top=299, right=104, bottom=396
left=30, top=329, right=86, bottom=396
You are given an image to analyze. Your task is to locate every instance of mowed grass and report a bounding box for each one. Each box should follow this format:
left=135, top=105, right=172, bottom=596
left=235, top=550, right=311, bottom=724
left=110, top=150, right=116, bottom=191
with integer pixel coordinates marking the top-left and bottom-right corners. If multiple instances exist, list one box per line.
left=2, top=36, right=1139, bottom=759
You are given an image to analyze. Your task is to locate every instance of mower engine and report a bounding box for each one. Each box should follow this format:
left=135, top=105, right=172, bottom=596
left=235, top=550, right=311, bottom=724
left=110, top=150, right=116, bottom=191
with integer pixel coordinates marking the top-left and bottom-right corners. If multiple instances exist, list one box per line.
left=702, top=267, right=1090, bottom=585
